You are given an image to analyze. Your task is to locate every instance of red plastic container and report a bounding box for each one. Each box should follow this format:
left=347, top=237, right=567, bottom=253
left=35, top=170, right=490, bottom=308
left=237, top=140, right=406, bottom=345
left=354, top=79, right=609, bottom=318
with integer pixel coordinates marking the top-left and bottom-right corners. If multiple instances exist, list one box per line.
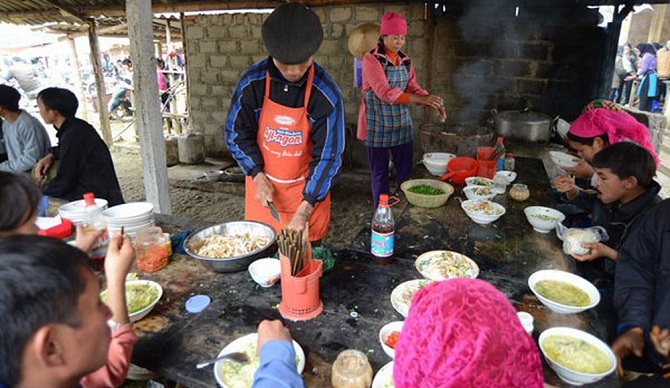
left=441, top=157, right=478, bottom=185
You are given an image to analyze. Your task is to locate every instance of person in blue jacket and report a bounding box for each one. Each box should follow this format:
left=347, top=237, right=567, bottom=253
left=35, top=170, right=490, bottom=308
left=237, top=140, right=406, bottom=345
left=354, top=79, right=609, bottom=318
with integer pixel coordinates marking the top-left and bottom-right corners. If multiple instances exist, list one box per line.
left=612, top=198, right=670, bottom=381
left=253, top=319, right=304, bottom=387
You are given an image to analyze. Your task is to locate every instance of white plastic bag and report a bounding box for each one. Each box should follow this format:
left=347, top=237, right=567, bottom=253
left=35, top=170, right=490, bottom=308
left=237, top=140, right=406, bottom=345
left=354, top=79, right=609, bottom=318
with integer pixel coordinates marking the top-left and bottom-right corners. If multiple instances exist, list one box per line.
left=555, top=223, right=609, bottom=256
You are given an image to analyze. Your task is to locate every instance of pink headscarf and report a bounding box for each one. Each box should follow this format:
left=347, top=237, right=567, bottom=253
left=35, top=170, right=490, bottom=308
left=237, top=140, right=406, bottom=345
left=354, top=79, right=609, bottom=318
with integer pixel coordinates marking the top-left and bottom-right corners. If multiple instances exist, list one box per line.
left=380, top=11, right=407, bottom=36
left=569, top=108, right=660, bottom=166
left=393, top=279, right=544, bottom=388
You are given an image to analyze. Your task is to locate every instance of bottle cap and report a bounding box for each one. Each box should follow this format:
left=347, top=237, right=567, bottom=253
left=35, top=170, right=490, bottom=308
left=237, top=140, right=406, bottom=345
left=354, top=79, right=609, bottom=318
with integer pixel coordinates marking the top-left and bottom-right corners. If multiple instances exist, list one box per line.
left=379, top=194, right=389, bottom=205
left=185, top=294, right=211, bottom=313
left=83, top=192, right=95, bottom=205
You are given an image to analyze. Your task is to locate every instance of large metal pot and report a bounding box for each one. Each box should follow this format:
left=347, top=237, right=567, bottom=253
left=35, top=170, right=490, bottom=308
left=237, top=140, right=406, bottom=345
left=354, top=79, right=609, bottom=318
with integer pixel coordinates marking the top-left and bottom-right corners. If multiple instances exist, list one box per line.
left=492, top=108, right=554, bottom=142
left=184, top=221, right=277, bottom=273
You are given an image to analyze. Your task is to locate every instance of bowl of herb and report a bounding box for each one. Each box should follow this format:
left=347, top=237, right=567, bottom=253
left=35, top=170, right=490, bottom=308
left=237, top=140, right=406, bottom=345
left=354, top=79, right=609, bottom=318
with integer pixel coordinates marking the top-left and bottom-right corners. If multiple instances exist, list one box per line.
left=400, top=179, right=454, bottom=208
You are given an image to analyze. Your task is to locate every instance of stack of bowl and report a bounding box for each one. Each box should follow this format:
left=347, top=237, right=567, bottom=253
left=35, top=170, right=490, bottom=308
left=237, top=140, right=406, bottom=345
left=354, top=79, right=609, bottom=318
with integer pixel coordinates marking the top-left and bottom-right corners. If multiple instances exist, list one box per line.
left=102, top=202, right=155, bottom=237
left=58, top=198, right=108, bottom=224
left=422, top=152, right=456, bottom=176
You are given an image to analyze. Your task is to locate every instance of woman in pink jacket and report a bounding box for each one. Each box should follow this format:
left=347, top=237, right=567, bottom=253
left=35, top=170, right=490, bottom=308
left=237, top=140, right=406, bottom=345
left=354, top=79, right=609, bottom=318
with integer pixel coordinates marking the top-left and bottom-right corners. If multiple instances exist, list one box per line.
left=357, top=11, right=445, bottom=208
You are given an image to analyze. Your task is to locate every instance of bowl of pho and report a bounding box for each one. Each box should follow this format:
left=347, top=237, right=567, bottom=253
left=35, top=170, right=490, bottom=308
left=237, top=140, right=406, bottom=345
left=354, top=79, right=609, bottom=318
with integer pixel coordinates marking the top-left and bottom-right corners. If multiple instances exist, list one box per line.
left=528, top=270, right=599, bottom=314
left=524, top=206, right=565, bottom=233
left=539, top=327, right=616, bottom=385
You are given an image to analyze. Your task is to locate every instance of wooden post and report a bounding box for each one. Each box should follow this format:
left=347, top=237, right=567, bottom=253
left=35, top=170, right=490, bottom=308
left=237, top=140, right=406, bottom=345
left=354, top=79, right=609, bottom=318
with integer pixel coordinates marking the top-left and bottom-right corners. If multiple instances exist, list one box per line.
left=65, top=37, right=89, bottom=122
left=597, top=5, right=632, bottom=100
left=126, top=0, right=172, bottom=214
left=87, top=20, right=113, bottom=146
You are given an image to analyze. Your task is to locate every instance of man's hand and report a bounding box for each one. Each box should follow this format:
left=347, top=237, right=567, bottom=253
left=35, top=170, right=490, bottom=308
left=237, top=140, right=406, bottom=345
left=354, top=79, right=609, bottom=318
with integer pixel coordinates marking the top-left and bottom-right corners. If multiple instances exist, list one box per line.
left=286, top=201, right=313, bottom=233
left=650, top=326, right=670, bottom=359
left=104, top=232, right=135, bottom=285
left=74, top=225, right=107, bottom=254
left=553, top=175, right=579, bottom=199
left=611, top=327, right=645, bottom=377
left=572, top=242, right=617, bottom=262
left=34, top=153, right=54, bottom=179
left=253, top=172, right=274, bottom=207
left=257, top=319, right=292, bottom=354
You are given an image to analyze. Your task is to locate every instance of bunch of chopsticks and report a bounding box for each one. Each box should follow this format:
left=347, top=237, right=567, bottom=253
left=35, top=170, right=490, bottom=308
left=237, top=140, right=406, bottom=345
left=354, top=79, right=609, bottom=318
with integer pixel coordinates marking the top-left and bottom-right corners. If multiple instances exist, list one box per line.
left=488, top=143, right=506, bottom=161
left=277, top=225, right=309, bottom=276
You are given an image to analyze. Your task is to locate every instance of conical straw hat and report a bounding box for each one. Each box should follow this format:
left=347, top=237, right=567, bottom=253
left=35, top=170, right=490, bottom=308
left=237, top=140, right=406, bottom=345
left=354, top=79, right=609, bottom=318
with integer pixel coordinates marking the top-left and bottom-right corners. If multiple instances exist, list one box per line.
left=347, top=23, right=380, bottom=59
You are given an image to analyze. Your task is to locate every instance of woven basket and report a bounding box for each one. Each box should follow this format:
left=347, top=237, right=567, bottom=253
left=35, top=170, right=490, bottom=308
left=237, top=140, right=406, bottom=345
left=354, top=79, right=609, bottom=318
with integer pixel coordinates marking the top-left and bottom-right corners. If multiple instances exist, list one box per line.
left=401, top=179, right=454, bottom=208
left=658, top=50, right=670, bottom=79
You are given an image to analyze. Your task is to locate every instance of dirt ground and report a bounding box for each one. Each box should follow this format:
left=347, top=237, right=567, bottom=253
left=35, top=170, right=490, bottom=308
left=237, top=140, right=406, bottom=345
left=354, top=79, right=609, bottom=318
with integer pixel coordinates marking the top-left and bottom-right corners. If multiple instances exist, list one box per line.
left=111, top=145, right=374, bottom=250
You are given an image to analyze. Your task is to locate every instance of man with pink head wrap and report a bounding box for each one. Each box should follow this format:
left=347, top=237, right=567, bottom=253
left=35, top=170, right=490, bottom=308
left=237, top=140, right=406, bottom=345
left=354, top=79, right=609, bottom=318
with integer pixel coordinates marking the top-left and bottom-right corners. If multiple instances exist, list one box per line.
left=393, top=278, right=544, bottom=387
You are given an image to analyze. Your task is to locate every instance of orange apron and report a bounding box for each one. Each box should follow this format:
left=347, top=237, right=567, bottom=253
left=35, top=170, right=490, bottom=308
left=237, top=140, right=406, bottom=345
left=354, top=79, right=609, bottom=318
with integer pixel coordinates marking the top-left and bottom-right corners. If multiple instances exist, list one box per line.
left=245, top=66, right=331, bottom=241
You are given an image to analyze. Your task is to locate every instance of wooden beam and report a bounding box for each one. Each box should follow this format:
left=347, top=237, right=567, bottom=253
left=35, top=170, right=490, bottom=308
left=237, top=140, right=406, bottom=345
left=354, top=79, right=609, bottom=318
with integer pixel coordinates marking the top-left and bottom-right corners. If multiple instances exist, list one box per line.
left=43, top=0, right=89, bottom=23
left=87, top=19, right=113, bottom=147
left=126, top=0, right=172, bottom=214
left=65, top=37, right=89, bottom=122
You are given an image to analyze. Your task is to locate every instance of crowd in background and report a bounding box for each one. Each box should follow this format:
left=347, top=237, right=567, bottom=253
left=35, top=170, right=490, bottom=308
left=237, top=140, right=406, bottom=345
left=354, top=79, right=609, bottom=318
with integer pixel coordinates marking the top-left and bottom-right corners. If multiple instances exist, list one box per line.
left=611, top=40, right=669, bottom=112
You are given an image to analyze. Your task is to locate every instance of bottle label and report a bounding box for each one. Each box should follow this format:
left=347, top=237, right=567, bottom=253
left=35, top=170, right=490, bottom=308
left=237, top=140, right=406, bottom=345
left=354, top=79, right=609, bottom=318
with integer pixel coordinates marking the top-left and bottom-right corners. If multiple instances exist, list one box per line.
left=89, top=233, right=110, bottom=260
left=371, top=230, right=394, bottom=258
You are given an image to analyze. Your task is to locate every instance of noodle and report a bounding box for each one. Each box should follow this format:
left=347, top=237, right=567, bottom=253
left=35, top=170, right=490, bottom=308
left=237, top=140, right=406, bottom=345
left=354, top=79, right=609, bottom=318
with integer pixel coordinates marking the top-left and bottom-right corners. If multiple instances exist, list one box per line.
left=543, top=335, right=611, bottom=374
left=535, top=279, right=590, bottom=307
left=196, top=233, right=271, bottom=258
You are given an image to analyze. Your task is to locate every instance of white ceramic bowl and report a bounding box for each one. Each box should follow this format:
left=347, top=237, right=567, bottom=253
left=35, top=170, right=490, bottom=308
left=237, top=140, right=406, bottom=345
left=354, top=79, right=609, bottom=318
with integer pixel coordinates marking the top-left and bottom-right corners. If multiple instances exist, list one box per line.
left=549, top=151, right=579, bottom=168
left=102, top=202, right=154, bottom=221
left=464, top=176, right=494, bottom=187
left=101, top=280, right=163, bottom=323
left=371, top=361, right=394, bottom=388
left=528, top=270, right=600, bottom=314
left=495, top=170, right=517, bottom=183
left=517, top=311, right=534, bottom=336
left=214, top=333, right=305, bottom=388
left=539, top=327, right=616, bottom=385
left=524, top=206, right=566, bottom=233
left=423, top=152, right=456, bottom=176
left=58, top=198, right=108, bottom=224
left=463, top=185, right=496, bottom=201
left=204, top=170, right=223, bottom=182
left=379, top=321, right=404, bottom=359
left=248, top=258, right=281, bottom=287
left=460, top=199, right=505, bottom=225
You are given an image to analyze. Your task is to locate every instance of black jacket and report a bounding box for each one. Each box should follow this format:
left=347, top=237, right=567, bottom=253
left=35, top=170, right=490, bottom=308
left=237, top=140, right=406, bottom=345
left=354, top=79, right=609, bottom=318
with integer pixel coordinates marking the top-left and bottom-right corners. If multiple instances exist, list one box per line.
left=45, top=117, right=124, bottom=206
left=574, top=181, right=662, bottom=283
left=614, top=198, right=670, bottom=363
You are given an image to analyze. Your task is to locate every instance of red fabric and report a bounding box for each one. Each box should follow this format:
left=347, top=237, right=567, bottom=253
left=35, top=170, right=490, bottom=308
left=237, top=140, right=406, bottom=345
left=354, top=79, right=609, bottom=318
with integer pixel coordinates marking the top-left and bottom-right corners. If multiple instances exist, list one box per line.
left=380, top=11, right=407, bottom=36
left=80, top=324, right=137, bottom=388
left=393, top=279, right=544, bottom=388
left=569, top=108, right=660, bottom=166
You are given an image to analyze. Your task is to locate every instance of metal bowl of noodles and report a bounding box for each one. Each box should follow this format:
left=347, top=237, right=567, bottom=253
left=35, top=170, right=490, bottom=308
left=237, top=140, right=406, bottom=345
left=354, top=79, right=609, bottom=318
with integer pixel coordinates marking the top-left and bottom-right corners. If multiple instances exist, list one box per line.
left=184, top=221, right=277, bottom=273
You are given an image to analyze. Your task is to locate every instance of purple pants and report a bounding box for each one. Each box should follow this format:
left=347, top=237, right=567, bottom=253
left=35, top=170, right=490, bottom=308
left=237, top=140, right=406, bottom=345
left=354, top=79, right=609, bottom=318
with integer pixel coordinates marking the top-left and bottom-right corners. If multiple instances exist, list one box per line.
left=367, top=142, right=413, bottom=208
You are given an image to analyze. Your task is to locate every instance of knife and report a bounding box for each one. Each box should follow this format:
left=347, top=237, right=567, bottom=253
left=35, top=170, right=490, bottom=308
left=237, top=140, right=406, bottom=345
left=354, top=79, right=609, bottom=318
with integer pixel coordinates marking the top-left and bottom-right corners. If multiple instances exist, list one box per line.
left=267, top=201, right=280, bottom=223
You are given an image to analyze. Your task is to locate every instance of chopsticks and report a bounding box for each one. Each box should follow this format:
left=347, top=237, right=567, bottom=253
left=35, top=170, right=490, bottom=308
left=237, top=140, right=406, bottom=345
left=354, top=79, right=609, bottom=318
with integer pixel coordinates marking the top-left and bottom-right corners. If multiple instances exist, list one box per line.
left=488, top=144, right=506, bottom=161
left=277, top=224, right=309, bottom=276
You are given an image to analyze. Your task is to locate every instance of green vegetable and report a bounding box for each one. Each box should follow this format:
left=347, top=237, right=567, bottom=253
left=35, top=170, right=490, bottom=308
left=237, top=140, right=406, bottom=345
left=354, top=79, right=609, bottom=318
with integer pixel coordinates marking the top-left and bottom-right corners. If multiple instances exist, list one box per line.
left=408, top=185, right=445, bottom=195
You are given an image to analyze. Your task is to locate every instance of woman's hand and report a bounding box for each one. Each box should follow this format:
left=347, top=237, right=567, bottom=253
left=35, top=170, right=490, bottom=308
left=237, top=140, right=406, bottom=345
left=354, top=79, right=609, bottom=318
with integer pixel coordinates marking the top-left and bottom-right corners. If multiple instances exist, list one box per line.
left=562, top=159, right=593, bottom=180
left=286, top=201, right=313, bottom=234
left=413, top=94, right=446, bottom=122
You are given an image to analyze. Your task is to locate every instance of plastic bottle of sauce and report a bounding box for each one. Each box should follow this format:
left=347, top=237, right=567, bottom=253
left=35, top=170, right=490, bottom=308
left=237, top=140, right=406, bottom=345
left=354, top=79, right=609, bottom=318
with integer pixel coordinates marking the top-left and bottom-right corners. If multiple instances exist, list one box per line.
left=331, top=349, right=373, bottom=388
left=82, top=192, right=109, bottom=271
left=496, top=136, right=505, bottom=171
left=371, top=194, right=394, bottom=264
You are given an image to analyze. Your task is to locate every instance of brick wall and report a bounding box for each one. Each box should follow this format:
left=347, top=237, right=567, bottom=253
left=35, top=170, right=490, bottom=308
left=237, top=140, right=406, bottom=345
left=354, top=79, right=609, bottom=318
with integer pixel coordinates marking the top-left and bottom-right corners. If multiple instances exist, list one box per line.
left=185, top=3, right=606, bottom=158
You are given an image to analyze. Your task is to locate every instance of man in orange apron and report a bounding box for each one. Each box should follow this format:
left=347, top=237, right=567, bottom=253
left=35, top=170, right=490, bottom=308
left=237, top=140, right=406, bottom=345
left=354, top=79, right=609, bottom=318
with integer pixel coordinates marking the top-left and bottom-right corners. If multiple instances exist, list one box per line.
left=224, top=3, right=345, bottom=243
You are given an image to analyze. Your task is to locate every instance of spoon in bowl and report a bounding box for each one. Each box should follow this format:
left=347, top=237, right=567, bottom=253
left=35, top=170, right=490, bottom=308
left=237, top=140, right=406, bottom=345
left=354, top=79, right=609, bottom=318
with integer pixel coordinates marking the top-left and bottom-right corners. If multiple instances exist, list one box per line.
left=196, top=352, right=249, bottom=369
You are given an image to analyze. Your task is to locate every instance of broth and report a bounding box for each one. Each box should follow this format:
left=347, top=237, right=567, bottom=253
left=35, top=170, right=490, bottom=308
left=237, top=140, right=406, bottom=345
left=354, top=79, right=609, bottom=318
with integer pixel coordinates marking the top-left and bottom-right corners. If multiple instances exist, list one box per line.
left=535, top=279, right=590, bottom=307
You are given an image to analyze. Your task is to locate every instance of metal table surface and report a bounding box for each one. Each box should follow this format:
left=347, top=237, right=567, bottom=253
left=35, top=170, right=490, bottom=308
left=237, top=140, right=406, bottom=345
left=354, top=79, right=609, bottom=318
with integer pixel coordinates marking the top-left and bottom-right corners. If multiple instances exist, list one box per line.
left=131, top=157, right=617, bottom=387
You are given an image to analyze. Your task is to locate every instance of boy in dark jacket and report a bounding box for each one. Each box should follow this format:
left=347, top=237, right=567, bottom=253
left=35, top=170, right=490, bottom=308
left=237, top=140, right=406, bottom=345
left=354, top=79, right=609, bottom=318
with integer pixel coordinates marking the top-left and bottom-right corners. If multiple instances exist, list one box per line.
left=567, top=142, right=661, bottom=287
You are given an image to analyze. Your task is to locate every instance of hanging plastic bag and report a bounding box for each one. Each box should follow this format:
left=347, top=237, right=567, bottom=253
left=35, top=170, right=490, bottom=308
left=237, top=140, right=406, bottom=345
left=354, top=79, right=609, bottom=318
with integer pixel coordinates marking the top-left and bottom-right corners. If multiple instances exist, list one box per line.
left=555, top=223, right=609, bottom=256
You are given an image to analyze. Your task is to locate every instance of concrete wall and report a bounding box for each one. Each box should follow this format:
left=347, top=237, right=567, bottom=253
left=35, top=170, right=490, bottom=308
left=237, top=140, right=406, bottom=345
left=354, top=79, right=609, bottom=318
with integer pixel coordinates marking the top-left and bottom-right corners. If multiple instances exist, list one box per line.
left=185, top=3, right=606, bottom=159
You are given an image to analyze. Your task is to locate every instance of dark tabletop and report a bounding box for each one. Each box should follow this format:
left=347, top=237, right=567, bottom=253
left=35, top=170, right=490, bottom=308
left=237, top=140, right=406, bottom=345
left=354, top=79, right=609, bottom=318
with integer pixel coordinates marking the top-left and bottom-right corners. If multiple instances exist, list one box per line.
left=131, top=157, right=618, bottom=387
